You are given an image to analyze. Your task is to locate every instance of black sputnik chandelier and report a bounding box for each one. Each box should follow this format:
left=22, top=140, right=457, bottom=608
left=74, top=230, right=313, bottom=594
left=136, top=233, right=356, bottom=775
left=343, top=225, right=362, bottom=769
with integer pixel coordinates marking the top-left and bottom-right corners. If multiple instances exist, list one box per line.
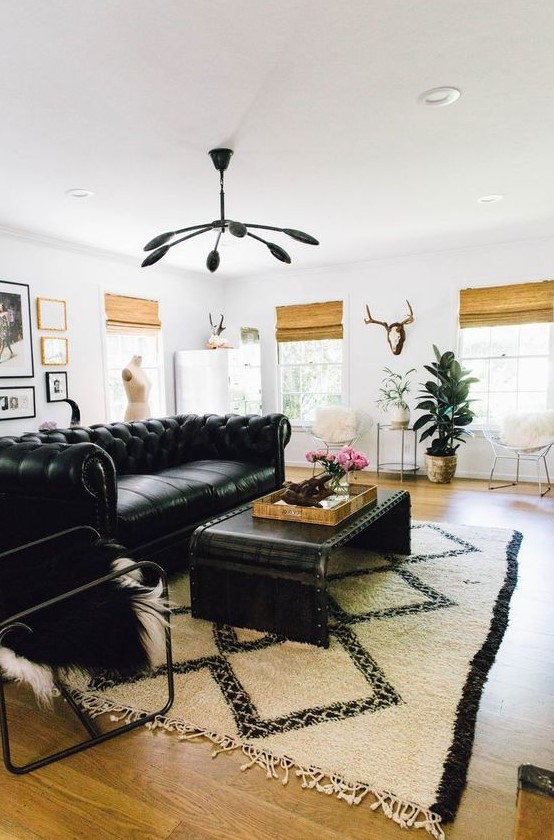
left=141, top=148, right=319, bottom=273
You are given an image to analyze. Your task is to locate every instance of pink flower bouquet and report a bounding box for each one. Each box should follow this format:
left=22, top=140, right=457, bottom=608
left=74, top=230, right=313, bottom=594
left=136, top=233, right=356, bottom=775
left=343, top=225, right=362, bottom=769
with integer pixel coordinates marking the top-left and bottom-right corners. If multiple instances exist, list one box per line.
left=305, top=445, right=369, bottom=481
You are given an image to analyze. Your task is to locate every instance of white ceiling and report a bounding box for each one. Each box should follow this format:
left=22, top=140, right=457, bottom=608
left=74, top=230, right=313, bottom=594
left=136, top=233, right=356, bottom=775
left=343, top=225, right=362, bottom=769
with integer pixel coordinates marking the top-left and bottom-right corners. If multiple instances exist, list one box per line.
left=1, top=0, right=554, bottom=279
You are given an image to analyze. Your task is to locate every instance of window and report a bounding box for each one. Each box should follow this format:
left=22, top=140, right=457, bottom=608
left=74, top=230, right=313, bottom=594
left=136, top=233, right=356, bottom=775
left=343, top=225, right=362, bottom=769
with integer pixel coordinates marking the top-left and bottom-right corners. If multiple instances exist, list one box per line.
left=459, top=323, right=551, bottom=425
left=276, top=300, right=343, bottom=425
left=104, top=294, right=164, bottom=421
left=229, top=328, right=262, bottom=415
left=458, top=281, right=554, bottom=426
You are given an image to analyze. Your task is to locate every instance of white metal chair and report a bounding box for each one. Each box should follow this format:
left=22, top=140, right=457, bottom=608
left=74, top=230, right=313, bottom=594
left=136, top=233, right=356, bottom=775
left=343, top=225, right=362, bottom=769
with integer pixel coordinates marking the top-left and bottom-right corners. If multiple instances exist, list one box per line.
left=483, top=420, right=553, bottom=497
left=309, top=406, right=373, bottom=454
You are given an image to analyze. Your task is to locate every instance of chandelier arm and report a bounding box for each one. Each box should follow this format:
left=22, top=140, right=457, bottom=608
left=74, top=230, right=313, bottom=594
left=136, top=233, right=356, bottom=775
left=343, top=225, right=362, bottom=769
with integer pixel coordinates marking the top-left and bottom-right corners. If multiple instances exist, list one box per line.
left=244, top=224, right=319, bottom=245
left=173, top=222, right=216, bottom=237
left=141, top=226, right=213, bottom=267
left=143, top=223, right=214, bottom=251
left=243, top=223, right=283, bottom=234
left=245, top=230, right=269, bottom=245
left=163, top=226, right=214, bottom=250
left=246, top=231, right=291, bottom=264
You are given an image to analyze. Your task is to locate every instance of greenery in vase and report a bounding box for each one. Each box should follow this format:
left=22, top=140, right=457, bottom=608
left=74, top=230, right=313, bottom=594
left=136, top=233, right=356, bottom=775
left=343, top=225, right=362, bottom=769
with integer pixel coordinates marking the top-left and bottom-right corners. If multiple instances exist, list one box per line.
left=376, top=367, right=416, bottom=411
left=412, top=345, right=478, bottom=456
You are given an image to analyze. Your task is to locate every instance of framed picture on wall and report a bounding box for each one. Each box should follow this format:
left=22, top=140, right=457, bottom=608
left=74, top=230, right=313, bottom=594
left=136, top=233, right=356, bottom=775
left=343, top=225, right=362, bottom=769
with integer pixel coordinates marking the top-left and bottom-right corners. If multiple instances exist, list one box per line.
left=37, top=297, right=67, bottom=331
left=45, top=371, right=68, bottom=402
left=0, top=386, right=36, bottom=420
left=0, top=280, right=34, bottom=378
left=41, top=336, right=69, bottom=366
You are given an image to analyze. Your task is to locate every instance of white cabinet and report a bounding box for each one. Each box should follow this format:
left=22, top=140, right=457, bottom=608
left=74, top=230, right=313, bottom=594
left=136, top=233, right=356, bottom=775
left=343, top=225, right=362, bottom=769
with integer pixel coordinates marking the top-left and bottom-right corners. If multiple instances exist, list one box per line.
left=175, top=350, right=230, bottom=415
left=175, top=341, right=262, bottom=416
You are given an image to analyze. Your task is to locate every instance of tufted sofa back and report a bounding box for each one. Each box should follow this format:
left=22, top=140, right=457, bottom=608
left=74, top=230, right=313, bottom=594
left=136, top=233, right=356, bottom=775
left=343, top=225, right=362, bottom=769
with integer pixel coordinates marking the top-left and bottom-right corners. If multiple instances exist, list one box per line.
left=7, top=413, right=291, bottom=480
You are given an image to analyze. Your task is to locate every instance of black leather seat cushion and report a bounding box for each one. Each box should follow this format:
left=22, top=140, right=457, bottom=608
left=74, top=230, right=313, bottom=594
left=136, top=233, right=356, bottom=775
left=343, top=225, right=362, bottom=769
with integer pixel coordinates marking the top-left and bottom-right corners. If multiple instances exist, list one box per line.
left=116, top=460, right=275, bottom=548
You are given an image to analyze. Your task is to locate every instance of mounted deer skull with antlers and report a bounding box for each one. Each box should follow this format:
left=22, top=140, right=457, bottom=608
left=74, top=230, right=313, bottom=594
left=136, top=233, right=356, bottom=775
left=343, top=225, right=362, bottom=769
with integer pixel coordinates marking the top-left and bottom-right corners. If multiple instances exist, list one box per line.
left=364, top=300, right=415, bottom=355
left=209, top=313, right=225, bottom=336
left=207, top=313, right=231, bottom=349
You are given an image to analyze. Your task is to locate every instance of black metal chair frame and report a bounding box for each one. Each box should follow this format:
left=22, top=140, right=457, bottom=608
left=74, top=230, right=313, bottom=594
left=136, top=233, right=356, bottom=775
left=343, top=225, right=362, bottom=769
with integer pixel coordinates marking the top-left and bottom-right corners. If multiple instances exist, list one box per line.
left=0, top=528, right=174, bottom=774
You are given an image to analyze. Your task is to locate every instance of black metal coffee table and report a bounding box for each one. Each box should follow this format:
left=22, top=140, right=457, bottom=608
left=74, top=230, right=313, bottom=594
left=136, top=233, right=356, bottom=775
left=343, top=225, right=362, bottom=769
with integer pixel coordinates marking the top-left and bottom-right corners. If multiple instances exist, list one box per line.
left=189, top=488, right=410, bottom=647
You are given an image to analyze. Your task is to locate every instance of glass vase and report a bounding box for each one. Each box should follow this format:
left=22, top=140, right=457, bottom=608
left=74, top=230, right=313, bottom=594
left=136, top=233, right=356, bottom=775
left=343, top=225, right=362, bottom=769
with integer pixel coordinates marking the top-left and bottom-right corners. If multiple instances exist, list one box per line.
left=325, top=473, right=350, bottom=497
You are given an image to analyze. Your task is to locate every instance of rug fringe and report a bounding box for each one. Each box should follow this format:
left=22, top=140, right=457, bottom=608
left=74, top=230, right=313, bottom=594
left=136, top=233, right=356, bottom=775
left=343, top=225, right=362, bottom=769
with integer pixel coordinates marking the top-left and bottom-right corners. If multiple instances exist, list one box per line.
left=70, top=690, right=445, bottom=839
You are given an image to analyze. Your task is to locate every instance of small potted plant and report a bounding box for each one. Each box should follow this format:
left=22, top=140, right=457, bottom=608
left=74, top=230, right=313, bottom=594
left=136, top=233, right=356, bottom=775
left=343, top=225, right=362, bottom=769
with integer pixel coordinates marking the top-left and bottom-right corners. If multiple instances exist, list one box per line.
left=412, top=346, right=478, bottom=483
left=376, top=367, right=416, bottom=429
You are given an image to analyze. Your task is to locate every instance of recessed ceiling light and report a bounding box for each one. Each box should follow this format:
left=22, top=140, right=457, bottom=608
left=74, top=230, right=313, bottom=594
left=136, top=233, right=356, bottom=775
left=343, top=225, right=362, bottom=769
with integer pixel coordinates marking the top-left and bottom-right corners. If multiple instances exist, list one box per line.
left=418, top=86, right=461, bottom=107
left=478, top=194, right=504, bottom=204
left=65, top=188, right=94, bottom=198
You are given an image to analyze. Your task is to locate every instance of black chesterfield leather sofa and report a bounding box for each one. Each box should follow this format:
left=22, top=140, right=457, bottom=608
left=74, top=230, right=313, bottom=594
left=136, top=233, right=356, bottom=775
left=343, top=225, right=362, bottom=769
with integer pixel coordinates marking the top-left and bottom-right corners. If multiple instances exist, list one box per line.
left=0, top=413, right=291, bottom=571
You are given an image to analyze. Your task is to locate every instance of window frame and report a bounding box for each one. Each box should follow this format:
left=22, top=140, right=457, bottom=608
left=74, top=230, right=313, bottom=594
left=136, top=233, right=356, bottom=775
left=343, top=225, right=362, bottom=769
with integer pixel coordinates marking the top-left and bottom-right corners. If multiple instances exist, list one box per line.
left=458, top=322, right=553, bottom=428
left=277, top=337, right=345, bottom=427
left=103, top=292, right=165, bottom=423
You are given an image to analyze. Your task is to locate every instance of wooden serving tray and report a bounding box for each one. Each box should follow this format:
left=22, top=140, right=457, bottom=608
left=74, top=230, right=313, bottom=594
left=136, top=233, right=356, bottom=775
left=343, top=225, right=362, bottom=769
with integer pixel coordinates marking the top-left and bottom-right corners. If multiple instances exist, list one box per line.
left=252, top=484, right=378, bottom=526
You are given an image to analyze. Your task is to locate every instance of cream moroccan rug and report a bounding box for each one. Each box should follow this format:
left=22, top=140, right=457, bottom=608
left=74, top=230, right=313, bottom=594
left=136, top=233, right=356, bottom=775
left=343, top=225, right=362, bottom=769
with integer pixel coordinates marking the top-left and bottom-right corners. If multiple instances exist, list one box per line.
left=70, top=521, right=521, bottom=839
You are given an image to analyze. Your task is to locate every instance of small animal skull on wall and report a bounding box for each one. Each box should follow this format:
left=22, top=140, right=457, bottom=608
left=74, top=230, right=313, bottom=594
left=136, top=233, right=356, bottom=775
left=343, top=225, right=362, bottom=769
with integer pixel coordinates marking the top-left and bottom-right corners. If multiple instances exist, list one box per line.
left=363, top=300, right=414, bottom=355
left=207, top=313, right=231, bottom=349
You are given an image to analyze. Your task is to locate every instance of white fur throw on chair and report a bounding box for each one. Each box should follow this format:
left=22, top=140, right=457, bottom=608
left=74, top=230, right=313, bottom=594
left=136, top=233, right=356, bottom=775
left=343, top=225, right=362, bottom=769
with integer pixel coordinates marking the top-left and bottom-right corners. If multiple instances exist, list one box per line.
left=312, top=406, right=358, bottom=443
left=0, top=540, right=169, bottom=706
left=500, top=410, right=554, bottom=449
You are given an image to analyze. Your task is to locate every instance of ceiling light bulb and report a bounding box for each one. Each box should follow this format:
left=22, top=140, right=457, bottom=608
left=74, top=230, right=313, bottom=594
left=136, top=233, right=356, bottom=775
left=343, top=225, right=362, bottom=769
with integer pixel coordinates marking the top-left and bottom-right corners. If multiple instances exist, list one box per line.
left=478, top=194, right=504, bottom=204
left=65, top=188, right=94, bottom=198
left=418, top=87, right=461, bottom=107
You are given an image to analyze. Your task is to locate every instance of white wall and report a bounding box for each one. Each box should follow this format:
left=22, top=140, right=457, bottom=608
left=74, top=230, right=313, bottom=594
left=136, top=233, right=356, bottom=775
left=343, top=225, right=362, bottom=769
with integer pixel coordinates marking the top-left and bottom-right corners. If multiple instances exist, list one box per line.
left=223, top=236, right=554, bottom=481
left=0, top=230, right=225, bottom=436
left=2, top=228, right=553, bottom=482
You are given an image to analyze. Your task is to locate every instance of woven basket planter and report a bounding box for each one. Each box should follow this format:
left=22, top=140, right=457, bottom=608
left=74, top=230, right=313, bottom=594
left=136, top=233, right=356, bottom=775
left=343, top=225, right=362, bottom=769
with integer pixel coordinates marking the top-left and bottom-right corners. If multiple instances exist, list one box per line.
left=425, top=454, right=458, bottom=483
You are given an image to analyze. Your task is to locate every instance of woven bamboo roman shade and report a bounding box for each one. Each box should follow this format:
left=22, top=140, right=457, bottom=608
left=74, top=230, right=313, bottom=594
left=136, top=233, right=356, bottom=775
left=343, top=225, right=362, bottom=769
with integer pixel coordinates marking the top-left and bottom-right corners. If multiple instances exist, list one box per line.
left=459, top=281, right=554, bottom=328
left=105, top=294, right=161, bottom=330
left=275, top=300, right=343, bottom=342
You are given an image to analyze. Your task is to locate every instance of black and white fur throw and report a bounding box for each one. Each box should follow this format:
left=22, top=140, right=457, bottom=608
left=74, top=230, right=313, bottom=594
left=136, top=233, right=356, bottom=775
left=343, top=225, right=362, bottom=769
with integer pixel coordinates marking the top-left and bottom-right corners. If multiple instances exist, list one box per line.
left=0, top=538, right=169, bottom=705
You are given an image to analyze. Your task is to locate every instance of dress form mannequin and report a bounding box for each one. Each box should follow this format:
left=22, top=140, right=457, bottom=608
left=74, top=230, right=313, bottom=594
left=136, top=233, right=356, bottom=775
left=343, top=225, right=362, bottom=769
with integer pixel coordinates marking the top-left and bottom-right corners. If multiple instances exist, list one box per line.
left=122, top=355, right=151, bottom=421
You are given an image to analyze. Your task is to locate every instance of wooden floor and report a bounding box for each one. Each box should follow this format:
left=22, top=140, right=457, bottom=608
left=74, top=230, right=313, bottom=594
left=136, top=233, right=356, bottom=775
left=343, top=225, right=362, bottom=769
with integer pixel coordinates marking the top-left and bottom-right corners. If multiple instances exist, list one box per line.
left=1, top=471, right=553, bottom=840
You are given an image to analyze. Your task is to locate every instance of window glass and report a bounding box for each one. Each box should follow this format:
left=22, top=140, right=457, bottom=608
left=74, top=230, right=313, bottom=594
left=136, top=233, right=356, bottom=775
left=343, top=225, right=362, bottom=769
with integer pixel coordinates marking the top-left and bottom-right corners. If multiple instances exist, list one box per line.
left=106, top=330, right=164, bottom=422
left=278, top=338, right=343, bottom=425
left=228, top=328, right=262, bottom=415
left=459, top=323, right=552, bottom=425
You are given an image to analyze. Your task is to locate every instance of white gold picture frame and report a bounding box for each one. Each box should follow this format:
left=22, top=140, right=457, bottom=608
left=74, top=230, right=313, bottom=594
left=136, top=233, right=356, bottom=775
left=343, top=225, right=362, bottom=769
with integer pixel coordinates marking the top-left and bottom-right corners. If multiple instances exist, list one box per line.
left=37, top=297, right=67, bottom=331
left=41, top=336, right=69, bottom=366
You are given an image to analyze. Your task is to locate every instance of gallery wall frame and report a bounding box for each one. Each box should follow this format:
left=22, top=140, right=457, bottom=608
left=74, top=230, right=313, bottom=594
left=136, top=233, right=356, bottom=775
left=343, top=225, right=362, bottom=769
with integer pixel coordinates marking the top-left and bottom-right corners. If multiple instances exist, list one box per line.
left=41, top=337, right=69, bottom=366
left=0, top=280, right=34, bottom=378
left=0, top=386, right=36, bottom=420
left=45, top=371, right=68, bottom=402
left=37, top=297, right=67, bottom=331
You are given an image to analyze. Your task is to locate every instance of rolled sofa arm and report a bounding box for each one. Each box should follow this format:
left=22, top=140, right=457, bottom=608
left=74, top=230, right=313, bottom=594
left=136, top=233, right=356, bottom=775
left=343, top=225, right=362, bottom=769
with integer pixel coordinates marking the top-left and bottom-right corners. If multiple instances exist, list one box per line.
left=201, top=413, right=292, bottom=485
left=0, top=440, right=117, bottom=550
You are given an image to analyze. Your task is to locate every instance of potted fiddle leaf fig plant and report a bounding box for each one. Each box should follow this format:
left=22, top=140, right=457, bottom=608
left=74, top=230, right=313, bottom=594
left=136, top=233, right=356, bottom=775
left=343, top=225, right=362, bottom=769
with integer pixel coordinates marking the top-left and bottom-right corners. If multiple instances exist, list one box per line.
left=376, top=367, right=416, bottom=429
left=412, top=346, right=478, bottom=483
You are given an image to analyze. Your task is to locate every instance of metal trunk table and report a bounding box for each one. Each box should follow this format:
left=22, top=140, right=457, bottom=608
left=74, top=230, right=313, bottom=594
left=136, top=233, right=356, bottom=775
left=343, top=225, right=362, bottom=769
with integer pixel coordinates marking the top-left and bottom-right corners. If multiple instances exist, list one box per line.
left=189, top=489, right=410, bottom=648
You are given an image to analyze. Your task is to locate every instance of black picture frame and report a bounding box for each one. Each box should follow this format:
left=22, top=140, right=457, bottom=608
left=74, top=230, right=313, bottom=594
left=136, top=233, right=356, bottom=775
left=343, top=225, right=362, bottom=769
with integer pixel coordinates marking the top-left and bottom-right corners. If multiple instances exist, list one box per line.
left=0, top=386, right=36, bottom=420
left=0, top=280, right=34, bottom=378
left=45, top=371, right=68, bottom=402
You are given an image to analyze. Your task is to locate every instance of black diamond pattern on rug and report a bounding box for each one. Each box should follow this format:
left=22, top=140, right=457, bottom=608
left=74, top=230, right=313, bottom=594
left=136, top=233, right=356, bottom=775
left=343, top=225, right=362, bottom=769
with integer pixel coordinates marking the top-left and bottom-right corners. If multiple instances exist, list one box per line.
left=89, top=523, right=478, bottom=742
